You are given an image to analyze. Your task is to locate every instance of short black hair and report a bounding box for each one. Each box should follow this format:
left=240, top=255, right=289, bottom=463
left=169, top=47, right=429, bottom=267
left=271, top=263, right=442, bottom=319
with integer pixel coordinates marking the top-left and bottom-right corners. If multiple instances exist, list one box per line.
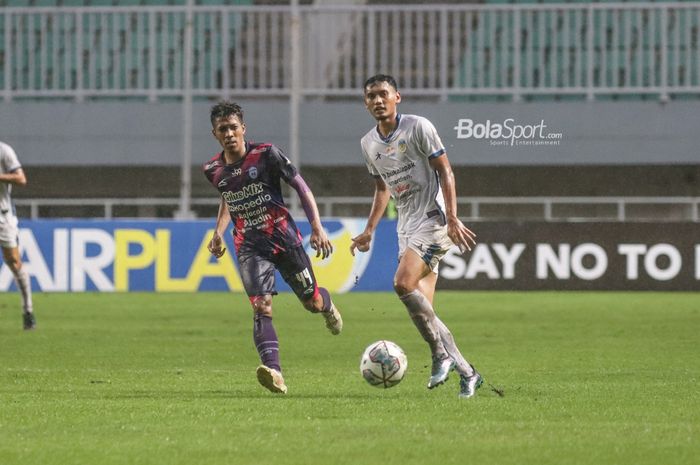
left=363, top=74, right=399, bottom=92
left=210, top=101, right=244, bottom=126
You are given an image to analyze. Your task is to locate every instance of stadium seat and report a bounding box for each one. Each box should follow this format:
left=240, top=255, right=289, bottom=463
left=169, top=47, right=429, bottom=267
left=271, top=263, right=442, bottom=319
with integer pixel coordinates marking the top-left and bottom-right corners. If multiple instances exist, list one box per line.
left=29, top=0, right=62, bottom=6
left=84, top=1, right=116, bottom=5
left=2, top=0, right=33, bottom=6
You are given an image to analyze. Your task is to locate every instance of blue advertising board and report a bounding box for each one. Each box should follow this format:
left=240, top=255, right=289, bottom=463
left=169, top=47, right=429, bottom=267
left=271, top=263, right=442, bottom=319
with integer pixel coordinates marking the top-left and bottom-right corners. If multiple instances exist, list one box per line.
left=0, top=219, right=398, bottom=293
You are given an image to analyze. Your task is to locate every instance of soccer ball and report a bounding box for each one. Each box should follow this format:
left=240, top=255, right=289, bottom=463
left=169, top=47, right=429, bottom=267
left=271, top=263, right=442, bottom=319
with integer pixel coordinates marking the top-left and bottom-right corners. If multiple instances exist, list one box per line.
left=360, top=340, right=408, bottom=388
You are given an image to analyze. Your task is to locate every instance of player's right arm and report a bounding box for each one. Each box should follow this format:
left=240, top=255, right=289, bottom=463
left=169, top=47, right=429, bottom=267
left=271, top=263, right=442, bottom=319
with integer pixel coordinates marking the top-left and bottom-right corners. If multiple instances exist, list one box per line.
left=0, top=168, right=26, bottom=186
left=208, top=198, right=231, bottom=259
left=350, top=176, right=391, bottom=256
left=0, top=143, right=26, bottom=186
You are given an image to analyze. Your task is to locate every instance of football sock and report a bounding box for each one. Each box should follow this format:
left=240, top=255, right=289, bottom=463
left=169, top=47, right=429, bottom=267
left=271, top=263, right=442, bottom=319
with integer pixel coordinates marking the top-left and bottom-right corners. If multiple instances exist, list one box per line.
left=13, top=268, right=33, bottom=314
left=318, top=287, right=332, bottom=312
left=253, top=313, right=281, bottom=372
left=434, top=317, right=475, bottom=377
left=399, top=290, right=448, bottom=360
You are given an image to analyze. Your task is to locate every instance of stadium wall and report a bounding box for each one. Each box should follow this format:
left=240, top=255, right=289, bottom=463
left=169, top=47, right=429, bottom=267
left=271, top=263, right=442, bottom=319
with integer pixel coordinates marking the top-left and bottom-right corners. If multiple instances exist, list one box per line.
left=4, top=219, right=699, bottom=293
left=2, top=100, right=700, bottom=167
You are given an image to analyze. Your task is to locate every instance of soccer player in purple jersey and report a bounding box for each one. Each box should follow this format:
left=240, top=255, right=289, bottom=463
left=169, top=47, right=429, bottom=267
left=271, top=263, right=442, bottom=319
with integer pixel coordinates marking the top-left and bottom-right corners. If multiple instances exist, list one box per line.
left=204, top=101, right=342, bottom=394
left=350, top=74, right=483, bottom=398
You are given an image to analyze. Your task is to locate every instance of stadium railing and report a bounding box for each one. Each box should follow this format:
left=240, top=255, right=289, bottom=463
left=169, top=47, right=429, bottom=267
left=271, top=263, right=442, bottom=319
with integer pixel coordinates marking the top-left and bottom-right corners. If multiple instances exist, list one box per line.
left=13, top=196, right=700, bottom=222
left=2, top=2, right=700, bottom=101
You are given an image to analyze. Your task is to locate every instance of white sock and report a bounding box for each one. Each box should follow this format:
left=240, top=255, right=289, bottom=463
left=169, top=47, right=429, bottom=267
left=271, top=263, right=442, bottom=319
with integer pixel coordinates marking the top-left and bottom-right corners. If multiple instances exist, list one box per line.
left=13, top=268, right=33, bottom=313
left=399, top=290, right=448, bottom=360
left=434, top=317, right=475, bottom=377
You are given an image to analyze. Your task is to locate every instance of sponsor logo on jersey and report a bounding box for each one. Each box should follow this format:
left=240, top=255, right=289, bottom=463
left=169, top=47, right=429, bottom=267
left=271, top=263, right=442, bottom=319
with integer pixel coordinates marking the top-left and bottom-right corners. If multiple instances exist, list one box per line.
left=218, top=168, right=243, bottom=187
left=395, top=184, right=410, bottom=195
left=375, top=153, right=382, bottom=160
left=383, top=161, right=415, bottom=179
left=223, top=182, right=264, bottom=202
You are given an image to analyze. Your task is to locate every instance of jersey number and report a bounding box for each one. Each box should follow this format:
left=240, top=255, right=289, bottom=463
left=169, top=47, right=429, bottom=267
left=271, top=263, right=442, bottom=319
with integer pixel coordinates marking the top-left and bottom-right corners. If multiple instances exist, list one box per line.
left=294, top=268, right=313, bottom=288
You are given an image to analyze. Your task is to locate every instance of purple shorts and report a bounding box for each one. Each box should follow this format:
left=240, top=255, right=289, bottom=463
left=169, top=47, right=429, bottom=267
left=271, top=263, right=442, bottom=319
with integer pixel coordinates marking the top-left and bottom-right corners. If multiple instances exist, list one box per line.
left=237, top=245, right=319, bottom=302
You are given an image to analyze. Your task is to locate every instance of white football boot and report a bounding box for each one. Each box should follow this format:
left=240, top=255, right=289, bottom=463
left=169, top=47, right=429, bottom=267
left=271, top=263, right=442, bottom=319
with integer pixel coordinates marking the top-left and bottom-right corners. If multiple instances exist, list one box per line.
left=427, top=355, right=455, bottom=389
left=458, top=370, right=483, bottom=399
left=322, top=302, right=343, bottom=335
left=256, top=365, right=288, bottom=394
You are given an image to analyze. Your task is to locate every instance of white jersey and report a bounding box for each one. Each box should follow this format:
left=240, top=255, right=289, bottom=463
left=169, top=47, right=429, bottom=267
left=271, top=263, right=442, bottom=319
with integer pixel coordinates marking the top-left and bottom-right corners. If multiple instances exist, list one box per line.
left=361, top=114, right=447, bottom=237
left=0, top=141, right=22, bottom=214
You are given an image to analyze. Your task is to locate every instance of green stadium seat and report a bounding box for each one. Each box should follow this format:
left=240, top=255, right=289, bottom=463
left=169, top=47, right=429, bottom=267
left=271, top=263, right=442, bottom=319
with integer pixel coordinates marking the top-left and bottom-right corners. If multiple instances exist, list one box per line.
left=110, top=0, right=142, bottom=5
left=3, top=0, right=33, bottom=6
left=29, top=0, right=62, bottom=6
left=84, top=0, right=116, bottom=5
left=141, top=0, right=180, bottom=4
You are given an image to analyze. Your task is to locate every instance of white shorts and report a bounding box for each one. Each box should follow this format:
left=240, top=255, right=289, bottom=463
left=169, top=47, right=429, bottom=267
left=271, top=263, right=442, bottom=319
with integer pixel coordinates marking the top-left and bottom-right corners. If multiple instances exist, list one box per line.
left=397, top=217, right=454, bottom=273
left=0, top=211, right=19, bottom=248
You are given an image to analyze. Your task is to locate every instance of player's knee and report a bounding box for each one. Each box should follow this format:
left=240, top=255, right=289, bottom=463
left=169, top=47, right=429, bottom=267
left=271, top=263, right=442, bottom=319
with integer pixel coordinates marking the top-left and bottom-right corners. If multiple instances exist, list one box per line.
left=5, top=258, right=21, bottom=274
left=393, top=279, right=414, bottom=297
left=251, top=296, right=273, bottom=317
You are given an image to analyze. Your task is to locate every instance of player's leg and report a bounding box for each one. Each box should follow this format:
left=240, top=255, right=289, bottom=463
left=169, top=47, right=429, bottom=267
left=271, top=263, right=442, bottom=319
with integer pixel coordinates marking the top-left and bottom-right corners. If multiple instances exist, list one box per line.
left=417, top=270, right=437, bottom=304
left=250, top=295, right=287, bottom=394
left=307, top=287, right=343, bottom=335
left=416, top=251, right=482, bottom=398
left=238, top=253, right=287, bottom=394
left=2, top=245, right=35, bottom=330
left=418, top=273, right=476, bottom=379
left=250, top=295, right=280, bottom=372
left=394, top=250, right=453, bottom=388
left=277, top=246, right=342, bottom=335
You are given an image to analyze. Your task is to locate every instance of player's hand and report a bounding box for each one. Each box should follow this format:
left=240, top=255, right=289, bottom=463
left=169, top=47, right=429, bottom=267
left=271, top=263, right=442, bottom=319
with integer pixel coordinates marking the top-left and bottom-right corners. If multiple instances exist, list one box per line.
left=207, top=232, right=227, bottom=259
left=350, top=232, right=372, bottom=256
left=447, top=216, right=477, bottom=253
left=310, top=229, right=333, bottom=259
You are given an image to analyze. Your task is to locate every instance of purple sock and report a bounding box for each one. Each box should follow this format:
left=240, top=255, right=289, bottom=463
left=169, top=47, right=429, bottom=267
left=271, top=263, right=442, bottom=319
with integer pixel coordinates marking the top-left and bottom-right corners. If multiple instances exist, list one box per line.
left=253, top=314, right=281, bottom=372
left=318, top=287, right=332, bottom=312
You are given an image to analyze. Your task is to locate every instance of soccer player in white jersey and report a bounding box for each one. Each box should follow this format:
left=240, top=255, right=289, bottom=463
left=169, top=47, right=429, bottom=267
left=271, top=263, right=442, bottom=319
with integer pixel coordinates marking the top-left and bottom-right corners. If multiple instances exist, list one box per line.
left=350, top=74, right=482, bottom=398
left=0, top=141, right=35, bottom=330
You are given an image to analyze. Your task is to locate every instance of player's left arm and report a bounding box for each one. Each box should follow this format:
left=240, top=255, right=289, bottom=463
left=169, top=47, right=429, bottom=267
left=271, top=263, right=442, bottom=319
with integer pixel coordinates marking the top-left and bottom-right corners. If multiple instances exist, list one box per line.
left=288, top=174, right=333, bottom=259
left=429, top=154, right=477, bottom=253
left=0, top=168, right=27, bottom=186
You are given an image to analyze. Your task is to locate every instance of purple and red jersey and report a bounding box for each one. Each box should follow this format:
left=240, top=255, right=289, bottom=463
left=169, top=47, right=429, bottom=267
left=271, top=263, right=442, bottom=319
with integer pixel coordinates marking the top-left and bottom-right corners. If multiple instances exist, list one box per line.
left=203, top=142, right=303, bottom=254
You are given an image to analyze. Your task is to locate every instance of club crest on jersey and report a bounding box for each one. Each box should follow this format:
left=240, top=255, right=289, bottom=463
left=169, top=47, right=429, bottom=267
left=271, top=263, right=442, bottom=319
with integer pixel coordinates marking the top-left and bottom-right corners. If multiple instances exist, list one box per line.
left=398, top=139, right=408, bottom=153
left=248, top=166, right=258, bottom=179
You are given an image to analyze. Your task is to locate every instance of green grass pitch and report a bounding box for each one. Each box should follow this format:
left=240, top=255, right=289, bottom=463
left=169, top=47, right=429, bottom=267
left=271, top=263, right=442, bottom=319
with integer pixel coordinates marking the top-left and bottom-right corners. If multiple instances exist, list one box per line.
left=1, top=291, right=698, bottom=465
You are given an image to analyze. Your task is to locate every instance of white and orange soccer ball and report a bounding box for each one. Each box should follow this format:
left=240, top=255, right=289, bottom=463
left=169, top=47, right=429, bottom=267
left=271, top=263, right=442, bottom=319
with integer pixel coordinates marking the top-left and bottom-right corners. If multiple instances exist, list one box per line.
left=360, top=340, right=408, bottom=388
